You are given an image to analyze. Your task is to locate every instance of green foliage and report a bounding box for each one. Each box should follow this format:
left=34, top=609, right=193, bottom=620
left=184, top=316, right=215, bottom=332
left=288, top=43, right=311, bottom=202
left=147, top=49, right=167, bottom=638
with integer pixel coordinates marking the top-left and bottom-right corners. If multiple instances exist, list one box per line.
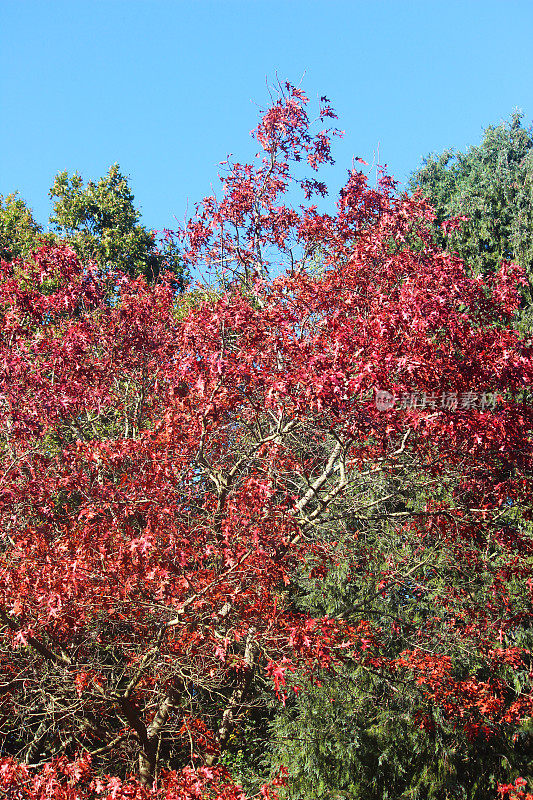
left=270, top=667, right=533, bottom=800
left=49, top=163, right=187, bottom=287
left=409, top=112, right=533, bottom=296
left=265, top=462, right=533, bottom=800
left=268, top=537, right=533, bottom=800
left=0, top=193, right=53, bottom=262
left=218, top=696, right=276, bottom=797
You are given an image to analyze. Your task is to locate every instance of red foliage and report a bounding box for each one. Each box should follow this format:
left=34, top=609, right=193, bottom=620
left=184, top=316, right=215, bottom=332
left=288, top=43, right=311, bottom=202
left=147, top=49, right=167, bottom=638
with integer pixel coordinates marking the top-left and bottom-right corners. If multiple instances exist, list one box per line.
left=498, top=778, right=533, bottom=800
left=0, top=755, right=249, bottom=799
left=0, top=83, right=531, bottom=797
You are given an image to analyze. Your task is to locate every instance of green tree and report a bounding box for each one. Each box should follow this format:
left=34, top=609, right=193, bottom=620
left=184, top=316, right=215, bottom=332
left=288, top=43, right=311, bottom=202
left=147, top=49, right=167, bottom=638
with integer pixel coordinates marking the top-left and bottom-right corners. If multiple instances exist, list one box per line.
left=0, top=193, right=52, bottom=263
left=49, top=163, right=187, bottom=287
left=268, top=540, right=533, bottom=799
left=409, top=112, right=533, bottom=296
left=265, top=460, right=533, bottom=800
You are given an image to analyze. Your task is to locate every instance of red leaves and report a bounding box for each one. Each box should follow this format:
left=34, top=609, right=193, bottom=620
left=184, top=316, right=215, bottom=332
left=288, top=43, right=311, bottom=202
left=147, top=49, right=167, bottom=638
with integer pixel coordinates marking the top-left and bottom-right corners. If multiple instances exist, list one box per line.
left=393, top=648, right=533, bottom=734
left=266, top=658, right=295, bottom=696
left=0, top=755, right=93, bottom=800
left=440, top=214, right=469, bottom=233
left=498, top=778, right=533, bottom=800
left=253, top=83, right=340, bottom=171
left=0, top=756, right=253, bottom=800
left=0, top=81, right=532, bottom=795
left=178, top=84, right=343, bottom=280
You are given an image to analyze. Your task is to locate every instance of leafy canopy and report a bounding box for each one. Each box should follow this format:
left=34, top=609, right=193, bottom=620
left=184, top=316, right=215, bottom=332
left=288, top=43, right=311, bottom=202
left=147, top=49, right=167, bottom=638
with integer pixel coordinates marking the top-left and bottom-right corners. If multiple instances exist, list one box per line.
left=0, top=84, right=531, bottom=800
left=50, top=163, right=186, bottom=287
left=0, top=192, right=51, bottom=263
left=409, top=112, right=533, bottom=296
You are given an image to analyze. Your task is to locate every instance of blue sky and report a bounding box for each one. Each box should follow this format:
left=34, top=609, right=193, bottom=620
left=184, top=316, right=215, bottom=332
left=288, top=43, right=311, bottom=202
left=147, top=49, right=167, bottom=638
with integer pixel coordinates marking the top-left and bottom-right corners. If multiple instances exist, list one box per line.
left=1, top=0, right=532, bottom=234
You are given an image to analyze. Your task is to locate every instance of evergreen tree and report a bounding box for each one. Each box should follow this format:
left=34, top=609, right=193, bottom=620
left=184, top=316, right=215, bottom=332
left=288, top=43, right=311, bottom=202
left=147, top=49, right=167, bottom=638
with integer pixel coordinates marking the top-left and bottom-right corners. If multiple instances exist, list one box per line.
left=409, top=112, right=533, bottom=300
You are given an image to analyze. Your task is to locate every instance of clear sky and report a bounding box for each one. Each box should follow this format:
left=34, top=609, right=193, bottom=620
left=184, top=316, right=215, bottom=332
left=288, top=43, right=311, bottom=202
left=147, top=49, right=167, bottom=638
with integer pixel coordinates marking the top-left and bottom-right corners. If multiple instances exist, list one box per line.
left=1, top=0, right=532, bottom=234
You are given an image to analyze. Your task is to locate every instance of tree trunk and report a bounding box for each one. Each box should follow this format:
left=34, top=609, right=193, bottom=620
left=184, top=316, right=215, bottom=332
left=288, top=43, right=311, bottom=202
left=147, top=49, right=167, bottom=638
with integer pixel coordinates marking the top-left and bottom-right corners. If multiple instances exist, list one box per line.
left=138, top=693, right=176, bottom=787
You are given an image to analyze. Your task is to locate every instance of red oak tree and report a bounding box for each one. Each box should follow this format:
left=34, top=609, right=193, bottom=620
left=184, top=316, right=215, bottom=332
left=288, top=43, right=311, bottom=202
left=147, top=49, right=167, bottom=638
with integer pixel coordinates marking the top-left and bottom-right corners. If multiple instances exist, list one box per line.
left=0, top=84, right=532, bottom=798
